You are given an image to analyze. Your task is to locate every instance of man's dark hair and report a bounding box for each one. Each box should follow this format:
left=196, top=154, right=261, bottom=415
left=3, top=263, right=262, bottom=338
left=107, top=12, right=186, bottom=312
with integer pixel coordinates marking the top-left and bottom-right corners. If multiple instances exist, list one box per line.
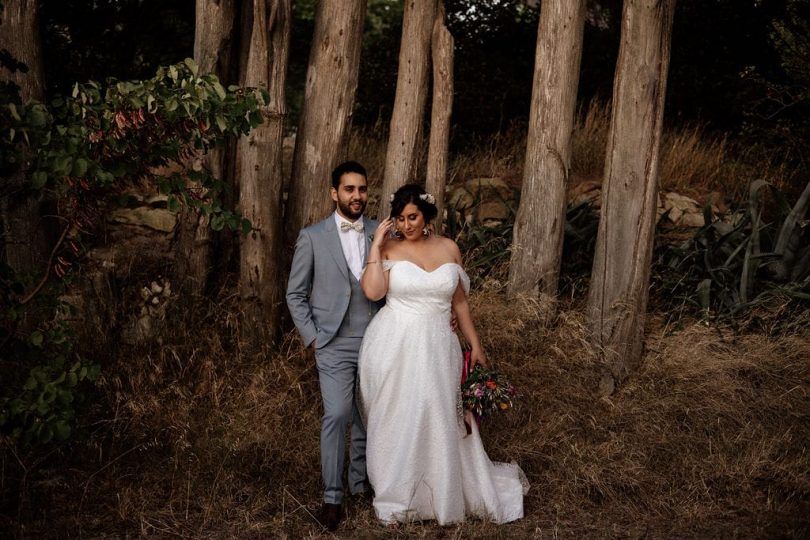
left=331, top=161, right=367, bottom=189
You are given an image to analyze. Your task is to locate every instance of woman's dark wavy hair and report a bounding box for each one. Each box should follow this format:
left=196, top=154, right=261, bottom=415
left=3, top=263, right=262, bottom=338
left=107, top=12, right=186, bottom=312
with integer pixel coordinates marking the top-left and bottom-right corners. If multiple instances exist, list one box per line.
left=390, top=184, right=438, bottom=222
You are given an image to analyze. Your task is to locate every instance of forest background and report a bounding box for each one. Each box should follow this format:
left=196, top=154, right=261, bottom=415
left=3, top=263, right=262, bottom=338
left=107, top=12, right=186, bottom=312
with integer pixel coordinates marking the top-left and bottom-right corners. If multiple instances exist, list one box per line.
left=1, top=0, right=809, bottom=537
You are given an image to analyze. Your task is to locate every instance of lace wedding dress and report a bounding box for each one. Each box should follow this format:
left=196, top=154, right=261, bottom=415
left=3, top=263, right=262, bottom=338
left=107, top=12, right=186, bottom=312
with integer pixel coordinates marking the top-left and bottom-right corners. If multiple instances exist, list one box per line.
left=357, top=260, right=528, bottom=525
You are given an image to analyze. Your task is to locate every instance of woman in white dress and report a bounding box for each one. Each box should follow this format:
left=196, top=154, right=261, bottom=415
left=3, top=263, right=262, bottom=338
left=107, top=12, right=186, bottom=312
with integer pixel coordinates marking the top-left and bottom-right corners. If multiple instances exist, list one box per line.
left=358, top=184, right=527, bottom=525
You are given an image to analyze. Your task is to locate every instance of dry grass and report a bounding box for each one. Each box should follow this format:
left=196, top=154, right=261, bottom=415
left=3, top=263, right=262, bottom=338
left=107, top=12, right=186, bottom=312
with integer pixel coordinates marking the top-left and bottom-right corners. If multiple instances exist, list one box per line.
left=2, top=285, right=808, bottom=538
left=570, top=99, right=797, bottom=201
left=348, top=98, right=798, bottom=206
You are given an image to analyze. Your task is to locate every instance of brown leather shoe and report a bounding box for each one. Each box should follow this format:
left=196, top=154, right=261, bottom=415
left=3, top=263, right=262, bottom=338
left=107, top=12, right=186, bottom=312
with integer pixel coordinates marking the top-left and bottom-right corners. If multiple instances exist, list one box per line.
left=319, top=502, right=342, bottom=532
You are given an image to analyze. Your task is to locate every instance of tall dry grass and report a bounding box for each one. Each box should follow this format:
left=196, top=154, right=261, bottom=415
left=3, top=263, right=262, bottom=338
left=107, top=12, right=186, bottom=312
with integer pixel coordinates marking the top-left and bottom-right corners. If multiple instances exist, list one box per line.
left=1, top=286, right=808, bottom=537
left=556, top=99, right=795, bottom=201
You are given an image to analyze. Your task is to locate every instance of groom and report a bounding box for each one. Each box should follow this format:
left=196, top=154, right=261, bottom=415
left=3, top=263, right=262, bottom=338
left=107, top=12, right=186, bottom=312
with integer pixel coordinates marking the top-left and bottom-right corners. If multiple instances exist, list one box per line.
left=286, top=161, right=383, bottom=531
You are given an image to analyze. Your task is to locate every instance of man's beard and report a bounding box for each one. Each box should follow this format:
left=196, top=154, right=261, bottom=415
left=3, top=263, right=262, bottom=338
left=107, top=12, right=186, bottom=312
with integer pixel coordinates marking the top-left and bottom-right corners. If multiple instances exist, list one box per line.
left=338, top=199, right=366, bottom=220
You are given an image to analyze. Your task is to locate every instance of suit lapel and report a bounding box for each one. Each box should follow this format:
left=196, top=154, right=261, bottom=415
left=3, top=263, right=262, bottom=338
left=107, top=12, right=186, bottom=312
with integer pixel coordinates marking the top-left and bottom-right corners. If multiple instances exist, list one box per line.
left=323, top=217, right=350, bottom=279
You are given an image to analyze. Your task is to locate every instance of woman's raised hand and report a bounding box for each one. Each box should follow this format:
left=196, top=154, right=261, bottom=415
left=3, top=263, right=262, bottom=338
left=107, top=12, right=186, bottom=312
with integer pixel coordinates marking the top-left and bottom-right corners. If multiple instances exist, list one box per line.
left=372, top=218, right=394, bottom=248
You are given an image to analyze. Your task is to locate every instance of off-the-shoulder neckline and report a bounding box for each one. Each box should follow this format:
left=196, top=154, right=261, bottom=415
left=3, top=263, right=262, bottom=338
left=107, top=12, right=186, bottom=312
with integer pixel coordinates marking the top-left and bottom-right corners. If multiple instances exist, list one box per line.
left=384, top=260, right=461, bottom=274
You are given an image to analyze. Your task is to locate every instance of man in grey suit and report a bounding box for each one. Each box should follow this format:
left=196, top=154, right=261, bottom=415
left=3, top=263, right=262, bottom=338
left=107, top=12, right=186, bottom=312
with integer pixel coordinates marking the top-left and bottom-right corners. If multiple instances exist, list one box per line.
left=286, top=161, right=383, bottom=531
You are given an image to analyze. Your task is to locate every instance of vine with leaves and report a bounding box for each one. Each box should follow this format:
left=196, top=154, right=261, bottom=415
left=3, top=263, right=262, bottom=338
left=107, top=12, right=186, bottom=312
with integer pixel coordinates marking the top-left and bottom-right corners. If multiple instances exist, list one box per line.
left=1, top=58, right=265, bottom=444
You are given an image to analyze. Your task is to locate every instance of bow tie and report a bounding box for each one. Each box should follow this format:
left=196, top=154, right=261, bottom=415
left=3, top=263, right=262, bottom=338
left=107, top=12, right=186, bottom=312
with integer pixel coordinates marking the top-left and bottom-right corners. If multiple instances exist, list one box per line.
left=340, top=221, right=364, bottom=233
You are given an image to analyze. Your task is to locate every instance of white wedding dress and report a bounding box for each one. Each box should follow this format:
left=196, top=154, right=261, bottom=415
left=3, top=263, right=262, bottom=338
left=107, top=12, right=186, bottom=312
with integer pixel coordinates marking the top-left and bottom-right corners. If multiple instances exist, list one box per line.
left=357, top=260, right=528, bottom=525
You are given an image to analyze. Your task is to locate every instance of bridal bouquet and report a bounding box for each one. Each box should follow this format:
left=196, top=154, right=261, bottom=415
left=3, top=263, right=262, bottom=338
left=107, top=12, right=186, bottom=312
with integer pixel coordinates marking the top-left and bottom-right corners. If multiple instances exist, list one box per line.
left=460, top=351, right=516, bottom=421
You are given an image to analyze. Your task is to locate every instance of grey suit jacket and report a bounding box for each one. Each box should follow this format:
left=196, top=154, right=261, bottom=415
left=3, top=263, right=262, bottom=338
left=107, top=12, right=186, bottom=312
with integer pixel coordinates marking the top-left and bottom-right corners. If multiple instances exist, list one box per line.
left=286, top=215, right=382, bottom=349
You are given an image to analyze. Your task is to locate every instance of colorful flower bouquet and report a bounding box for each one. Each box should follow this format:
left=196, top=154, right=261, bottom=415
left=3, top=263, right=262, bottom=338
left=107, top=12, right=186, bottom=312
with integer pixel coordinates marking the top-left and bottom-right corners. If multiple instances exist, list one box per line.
left=460, top=351, right=516, bottom=421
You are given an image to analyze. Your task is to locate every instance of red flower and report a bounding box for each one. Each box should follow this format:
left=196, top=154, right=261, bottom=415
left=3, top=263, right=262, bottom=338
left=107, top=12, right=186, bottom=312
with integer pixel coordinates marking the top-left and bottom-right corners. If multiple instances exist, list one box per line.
left=486, top=379, right=497, bottom=389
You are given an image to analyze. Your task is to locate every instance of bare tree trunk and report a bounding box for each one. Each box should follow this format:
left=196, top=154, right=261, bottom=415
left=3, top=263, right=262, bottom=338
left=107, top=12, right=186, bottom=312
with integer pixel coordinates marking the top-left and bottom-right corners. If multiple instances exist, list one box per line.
left=285, top=0, right=366, bottom=244
left=378, top=0, right=437, bottom=219
left=176, top=0, right=238, bottom=295
left=587, top=0, right=676, bottom=395
left=507, top=0, right=585, bottom=304
left=425, top=1, right=453, bottom=235
left=0, top=0, right=50, bottom=276
left=237, top=0, right=290, bottom=351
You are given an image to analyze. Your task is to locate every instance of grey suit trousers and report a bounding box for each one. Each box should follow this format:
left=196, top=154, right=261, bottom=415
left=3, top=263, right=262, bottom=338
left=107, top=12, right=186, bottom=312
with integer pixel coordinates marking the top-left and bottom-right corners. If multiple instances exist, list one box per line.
left=315, top=336, right=367, bottom=504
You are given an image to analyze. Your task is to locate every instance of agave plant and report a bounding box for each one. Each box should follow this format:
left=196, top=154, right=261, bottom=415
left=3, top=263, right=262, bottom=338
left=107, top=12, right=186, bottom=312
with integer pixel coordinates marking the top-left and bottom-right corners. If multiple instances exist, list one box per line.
left=657, top=179, right=810, bottom=319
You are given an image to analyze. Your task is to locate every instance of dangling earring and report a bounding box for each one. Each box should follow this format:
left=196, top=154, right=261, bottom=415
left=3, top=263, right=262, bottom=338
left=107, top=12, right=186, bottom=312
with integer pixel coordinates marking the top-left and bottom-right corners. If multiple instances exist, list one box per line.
left=422, top=226, right=431, bottom=237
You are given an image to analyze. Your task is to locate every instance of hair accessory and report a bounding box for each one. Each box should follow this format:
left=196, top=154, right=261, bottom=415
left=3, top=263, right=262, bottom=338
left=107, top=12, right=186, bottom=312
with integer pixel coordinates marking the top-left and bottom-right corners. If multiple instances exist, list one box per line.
left=419, top=193, right=436, bottom=205
left=388, top=194, right=395, bottom=202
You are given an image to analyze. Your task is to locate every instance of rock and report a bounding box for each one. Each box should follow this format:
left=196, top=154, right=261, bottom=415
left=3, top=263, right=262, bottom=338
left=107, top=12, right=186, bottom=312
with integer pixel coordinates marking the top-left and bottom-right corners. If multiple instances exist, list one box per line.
left=663, top=192, right=700, bottom=212
left=567, top=179, right=602, bottom=208
left=704, top=191, right=729, bottom=215
left=150, top=281, right=163, bottom=294
left=679, top=212, right=706, bottom=228
left=109, top=207, right=177, bottom=232
left=667, top=206, right=684, bottom=224
left=448, top=178, right=516, bottom=226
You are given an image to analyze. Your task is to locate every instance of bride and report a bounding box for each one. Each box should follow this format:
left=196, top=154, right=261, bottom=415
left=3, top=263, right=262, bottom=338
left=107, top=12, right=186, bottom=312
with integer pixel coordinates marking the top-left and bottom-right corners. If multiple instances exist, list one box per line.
left=358, top=184, right=527, bottom=525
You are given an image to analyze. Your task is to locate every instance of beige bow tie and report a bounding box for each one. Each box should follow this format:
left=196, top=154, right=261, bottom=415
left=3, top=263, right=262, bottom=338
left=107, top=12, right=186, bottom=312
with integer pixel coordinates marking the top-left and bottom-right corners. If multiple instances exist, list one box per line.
left=340, top=221, right=364, bottom=233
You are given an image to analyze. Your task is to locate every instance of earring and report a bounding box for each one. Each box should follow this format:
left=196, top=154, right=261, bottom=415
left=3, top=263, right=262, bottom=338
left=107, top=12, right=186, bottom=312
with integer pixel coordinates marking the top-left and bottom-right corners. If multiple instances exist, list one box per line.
left=422, top=227, right=431, bottom=237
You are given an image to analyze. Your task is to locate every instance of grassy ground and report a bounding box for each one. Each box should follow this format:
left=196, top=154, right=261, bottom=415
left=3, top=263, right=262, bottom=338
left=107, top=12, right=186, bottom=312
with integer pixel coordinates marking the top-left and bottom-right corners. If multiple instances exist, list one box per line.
left=1, top=286, right=808, bottom=538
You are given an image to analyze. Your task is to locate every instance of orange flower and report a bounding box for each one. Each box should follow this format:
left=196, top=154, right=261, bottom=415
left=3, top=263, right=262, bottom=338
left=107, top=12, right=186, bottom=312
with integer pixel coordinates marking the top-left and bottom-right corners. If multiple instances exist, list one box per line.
left=486, top=379, right=497, bottom=389
left=499, top=402, right=510, bottom=410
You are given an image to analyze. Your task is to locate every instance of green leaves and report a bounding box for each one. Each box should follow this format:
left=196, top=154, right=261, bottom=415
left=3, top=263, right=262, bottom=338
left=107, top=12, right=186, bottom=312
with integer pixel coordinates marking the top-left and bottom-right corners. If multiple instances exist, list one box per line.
left=1, top=60, right=266, bottom=447
left=1, top=313, right=100, bottom=446
left=656, top=179, right=810, bottom=321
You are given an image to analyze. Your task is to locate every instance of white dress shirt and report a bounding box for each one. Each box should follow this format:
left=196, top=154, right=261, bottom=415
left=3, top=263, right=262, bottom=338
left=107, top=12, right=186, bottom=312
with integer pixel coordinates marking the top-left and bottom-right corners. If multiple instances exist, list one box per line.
left=334, top=212, right=365, bottom=281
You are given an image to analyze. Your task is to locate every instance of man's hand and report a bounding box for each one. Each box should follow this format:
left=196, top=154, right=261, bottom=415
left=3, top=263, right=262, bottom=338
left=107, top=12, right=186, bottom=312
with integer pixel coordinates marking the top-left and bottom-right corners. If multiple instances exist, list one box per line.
left=304, top=342, right=316, bottom=364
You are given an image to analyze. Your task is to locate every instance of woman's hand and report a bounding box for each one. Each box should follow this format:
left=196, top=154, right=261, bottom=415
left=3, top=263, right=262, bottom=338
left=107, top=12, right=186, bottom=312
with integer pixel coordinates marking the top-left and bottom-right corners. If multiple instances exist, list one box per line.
left=470, top=346, right=488, bottom=369
left=372, top=218, right=394, bottom=249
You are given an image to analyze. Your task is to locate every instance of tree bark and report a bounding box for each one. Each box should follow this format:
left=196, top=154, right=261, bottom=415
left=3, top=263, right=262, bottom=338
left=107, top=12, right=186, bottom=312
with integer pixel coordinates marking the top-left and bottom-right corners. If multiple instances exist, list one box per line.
left=0, top=0, right=50, bottom=276
left=378, top=0, right=437, bottom=219
left=176, top=0, right=238, bottom=295
left=237, top=0, right=290, bottom=351
left=425, top=1, right=453, bottom=234
left=284, top=0, right=366, bottom=245
left=587, top=0, right=676, bottom=394
left=507, top=0, right=585, bottom=304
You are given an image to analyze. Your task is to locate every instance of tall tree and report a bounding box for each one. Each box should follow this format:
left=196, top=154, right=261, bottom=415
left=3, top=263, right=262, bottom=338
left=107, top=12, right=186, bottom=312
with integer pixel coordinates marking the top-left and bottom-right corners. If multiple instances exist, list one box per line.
left=378, top=0, right=437, bottom=219
left=176, top=0, right=238, bottom=294
left=507, top=0, right=585, bottom=304
left=237, top=0, right=291, bottom=350
left=285, top=0, right=366, bottom=243
left=587, top=0, right=677, bottom=395
left=425, top=1, right=453, bottom=234
left=0, top=0, right=51, bottom=276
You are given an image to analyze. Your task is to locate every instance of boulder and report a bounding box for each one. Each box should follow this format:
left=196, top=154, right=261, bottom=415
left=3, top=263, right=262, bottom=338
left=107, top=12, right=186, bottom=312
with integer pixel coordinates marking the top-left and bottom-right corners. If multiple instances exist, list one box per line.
left=448, top=178, right=516, bottom=226
left=109, top=207, right=177, bottom=232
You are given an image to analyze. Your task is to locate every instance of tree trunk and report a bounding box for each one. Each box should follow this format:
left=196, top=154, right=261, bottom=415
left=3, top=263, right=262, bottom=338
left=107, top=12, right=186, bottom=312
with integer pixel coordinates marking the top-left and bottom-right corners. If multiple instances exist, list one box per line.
left=425, top=1, right=453, bottom=235
left=284, top=0, right=366, bottom=245
left=587, top=0, right=676, bottom=395
left=507, top=0, right=585, bottom=304
left=0, top=0, right=50, bottom=276
left=176, top=0, right=238, bottom=295
left=237, top=0, right=291, bottom=351
left=378, top=0, right=437, bottom=219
